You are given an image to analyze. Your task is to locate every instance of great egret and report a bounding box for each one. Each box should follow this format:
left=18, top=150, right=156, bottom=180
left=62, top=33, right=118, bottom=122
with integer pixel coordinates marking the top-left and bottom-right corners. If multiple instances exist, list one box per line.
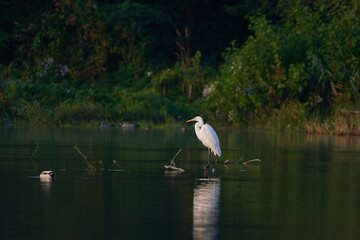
left=186, top=116, right=221, bottom=168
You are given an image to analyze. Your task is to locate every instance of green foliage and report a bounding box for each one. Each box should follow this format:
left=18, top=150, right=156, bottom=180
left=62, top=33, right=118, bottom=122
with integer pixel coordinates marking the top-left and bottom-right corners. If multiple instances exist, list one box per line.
left=206, top=1, right=360, bottom=125
left=2, top=0, right=360, bottom=130
left=22, top=0, right=109, bottom=82
left=103, top=0, right=171, bottom=64
left=0, top=78, right=196, bottom=125
left=11, top=0, right=171, bottom=84
left=153, top=51, right=204, bottom=100
left=115, top=90, right=191, bottom=123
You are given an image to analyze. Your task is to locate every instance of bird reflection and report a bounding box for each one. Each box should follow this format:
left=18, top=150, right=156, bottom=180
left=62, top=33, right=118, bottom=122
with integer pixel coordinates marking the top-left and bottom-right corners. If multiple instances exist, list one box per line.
left=39, top=176, right=54, bottom=194
left=193, top=178, right=220, bottom=240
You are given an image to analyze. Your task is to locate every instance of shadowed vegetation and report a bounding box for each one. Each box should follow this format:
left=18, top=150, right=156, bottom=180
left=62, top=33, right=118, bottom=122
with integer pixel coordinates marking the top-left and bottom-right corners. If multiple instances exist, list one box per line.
left=1, top=0, right=360, bottom=134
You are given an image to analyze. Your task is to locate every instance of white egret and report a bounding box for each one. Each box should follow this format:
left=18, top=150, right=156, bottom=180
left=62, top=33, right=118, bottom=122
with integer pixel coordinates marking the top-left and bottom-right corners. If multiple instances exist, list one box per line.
left=186, top=116, right=221, bottom=168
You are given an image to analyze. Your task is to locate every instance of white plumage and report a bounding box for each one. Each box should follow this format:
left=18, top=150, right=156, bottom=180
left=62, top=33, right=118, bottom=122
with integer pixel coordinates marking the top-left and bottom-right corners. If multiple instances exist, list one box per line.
left=186, top=116, right=221, bottom=168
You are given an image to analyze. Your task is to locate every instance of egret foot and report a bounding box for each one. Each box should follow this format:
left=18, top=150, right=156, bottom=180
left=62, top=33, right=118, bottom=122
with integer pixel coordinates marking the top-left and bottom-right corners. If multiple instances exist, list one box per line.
left=205, top=162, right=210, bottom=170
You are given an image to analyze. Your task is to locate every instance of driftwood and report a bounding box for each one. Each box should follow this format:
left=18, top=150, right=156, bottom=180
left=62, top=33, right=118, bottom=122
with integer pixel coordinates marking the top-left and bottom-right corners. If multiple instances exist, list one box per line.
left=165, top=148, right=184, bottom=171
left=243, top=159, right=261, bottom=165
left=222, top=158, right=261, bottom=165
left=164, top=165, right=185, bottom=172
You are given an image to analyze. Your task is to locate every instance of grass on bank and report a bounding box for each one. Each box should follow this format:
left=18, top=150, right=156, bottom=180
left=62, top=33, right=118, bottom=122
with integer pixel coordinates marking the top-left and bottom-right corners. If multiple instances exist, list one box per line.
left=267, top=102, right=360, bottom=135
left=2, top=93, right=360, bottom=136
left=1, top=80, right=360, bottom=135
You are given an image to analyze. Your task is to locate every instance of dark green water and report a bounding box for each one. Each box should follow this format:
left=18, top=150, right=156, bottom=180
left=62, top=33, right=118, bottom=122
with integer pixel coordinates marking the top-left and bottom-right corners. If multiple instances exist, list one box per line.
left=1, top=126, right=360, bottom=239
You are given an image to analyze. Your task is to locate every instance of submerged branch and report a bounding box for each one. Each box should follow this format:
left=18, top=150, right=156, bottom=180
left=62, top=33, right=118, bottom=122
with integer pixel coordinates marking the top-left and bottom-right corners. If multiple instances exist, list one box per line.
left=165, top=148, right=184, bottom=171
left=243, top=159, right=261, bottom=165
left=164, top=165, right=185, bottom=171
left=74, top=145, right=96, bottom=171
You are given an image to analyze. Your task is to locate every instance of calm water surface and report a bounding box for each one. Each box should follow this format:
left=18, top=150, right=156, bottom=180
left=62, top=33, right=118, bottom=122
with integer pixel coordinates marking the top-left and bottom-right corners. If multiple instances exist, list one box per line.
left=1, top=126, right=360, bottom=239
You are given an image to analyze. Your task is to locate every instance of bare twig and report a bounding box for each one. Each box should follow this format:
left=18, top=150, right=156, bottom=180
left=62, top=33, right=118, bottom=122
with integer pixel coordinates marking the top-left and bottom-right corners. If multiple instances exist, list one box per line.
left=74, top=145, right=96, bottom=171
left=243, top=159, right=261, bottom=165
left=170, top=148, right=182, bottom=166
left=175, top=27, right=191, bottom=66
left=165, top=148, right=184, bottom=171
left=29, top=142, right=39, bottom=160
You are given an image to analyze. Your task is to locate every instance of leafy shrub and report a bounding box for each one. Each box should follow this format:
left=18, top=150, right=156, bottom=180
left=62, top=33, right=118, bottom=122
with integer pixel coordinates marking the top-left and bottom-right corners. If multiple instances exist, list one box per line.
left=206, top=1, right=360, bottom=124
left=153, top=51, right=204, bottom=100
left=115, top=90, right=194, bottom=123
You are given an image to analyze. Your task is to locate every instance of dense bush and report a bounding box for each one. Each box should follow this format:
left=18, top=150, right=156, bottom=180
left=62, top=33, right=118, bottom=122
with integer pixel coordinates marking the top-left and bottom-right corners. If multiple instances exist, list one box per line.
left=0, top=78, right=197, bottom=125
left=153, top=51, right=204, bottom=100
left=1, top=0, right=360, bottom=131
left=205, top=1, right=360, bottom=125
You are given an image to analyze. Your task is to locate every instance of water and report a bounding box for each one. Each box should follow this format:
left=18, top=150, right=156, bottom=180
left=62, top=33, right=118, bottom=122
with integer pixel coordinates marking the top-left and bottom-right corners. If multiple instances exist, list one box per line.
left=1, top=126, right=360, bottom=239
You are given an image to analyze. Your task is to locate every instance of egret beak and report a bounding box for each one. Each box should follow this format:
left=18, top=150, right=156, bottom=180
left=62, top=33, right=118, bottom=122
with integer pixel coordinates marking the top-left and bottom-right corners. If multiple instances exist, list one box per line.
left=186, top=118, right=196, bottom=123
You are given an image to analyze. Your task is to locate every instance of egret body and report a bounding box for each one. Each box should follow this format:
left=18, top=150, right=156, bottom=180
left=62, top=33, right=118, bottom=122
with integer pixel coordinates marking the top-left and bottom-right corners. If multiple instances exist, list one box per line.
left=186, top=116, right=221, bottom=168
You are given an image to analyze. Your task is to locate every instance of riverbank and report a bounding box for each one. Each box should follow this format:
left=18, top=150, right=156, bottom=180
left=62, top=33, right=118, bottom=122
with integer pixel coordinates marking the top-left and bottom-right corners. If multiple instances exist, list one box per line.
left=265, top=106, right=360, bottom=136
left=2, top=102, right=360, bottom=136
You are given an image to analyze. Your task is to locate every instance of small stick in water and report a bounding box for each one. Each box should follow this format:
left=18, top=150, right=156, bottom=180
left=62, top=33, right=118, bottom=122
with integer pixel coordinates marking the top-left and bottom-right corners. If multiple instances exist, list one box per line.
left=74, top=145, right=96, bottom=171
left=165, top=148, right=184, bottom=171
left=170, top=148, right=182, bottom=167
left=30, top=142, right=39, bottom=160
left=243, top=159, right=261, bottom=165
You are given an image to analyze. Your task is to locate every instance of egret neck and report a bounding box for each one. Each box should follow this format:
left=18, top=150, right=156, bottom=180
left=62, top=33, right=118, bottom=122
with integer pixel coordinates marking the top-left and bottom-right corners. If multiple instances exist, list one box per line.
left=194, top=119, right=204, bottom=143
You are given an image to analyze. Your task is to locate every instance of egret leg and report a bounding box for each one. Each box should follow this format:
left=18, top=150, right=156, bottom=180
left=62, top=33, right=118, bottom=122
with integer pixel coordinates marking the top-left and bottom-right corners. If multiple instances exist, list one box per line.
left=203, top=168, right=209, bottom=178
left=206, top=148, right=214, bottom=169
left=206, top=148, right=211, bottom=169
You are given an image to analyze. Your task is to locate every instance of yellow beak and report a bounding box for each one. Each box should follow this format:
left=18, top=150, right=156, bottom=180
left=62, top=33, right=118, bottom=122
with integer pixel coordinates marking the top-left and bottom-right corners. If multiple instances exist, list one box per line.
left=186, top=118, right=196, bottom=123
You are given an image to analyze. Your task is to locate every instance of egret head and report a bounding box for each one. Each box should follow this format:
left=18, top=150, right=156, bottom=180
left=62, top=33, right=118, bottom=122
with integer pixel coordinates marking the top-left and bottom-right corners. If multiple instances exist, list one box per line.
left=186, top=116, right=202, bottom=122
left=186, top=116, right=204, bottom=126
